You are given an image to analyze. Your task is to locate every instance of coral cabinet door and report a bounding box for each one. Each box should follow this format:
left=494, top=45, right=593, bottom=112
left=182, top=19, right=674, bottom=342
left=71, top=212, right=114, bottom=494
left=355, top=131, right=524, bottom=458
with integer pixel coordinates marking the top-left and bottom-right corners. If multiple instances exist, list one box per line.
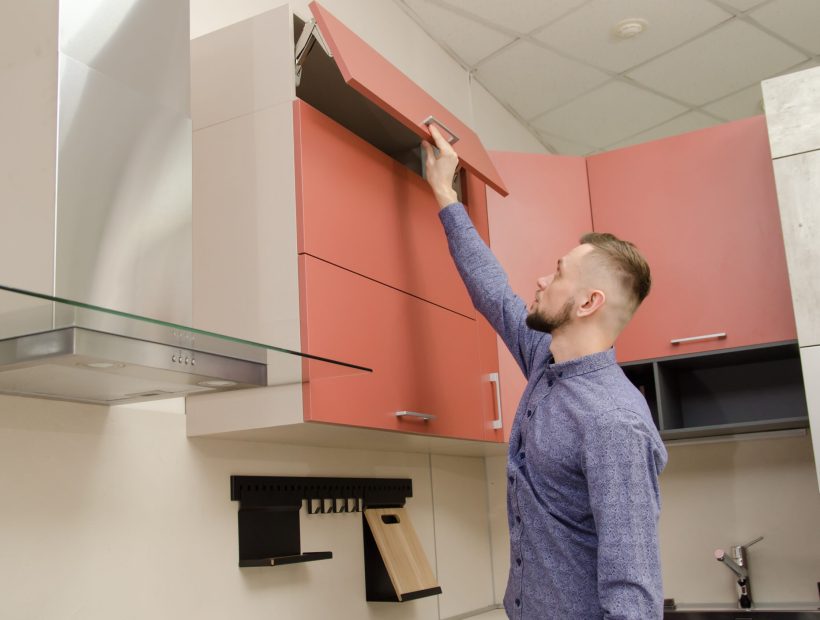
left=299, top=255, right=485, bottom=440
left=486, top=152, right=594, bottom=442
left=295, top=100, right=473, bottom=317
left=587, top=116, right=796, bottom=363
left=308, top=1, right=507, bottom=197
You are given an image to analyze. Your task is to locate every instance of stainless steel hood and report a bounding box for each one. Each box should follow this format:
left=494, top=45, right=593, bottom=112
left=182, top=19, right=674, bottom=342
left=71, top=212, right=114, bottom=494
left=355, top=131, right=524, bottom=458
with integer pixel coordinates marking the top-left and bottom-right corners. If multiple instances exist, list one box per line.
left=0, top=2, right=371, bottom=405
left=0, top=284, right=369, bottom=405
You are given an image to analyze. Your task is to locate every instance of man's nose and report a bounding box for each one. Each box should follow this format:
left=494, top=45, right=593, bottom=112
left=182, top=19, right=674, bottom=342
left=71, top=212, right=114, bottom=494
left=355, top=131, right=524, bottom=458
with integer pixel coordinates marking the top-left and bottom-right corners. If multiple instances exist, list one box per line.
left=536, top=274, right=554, bottom=289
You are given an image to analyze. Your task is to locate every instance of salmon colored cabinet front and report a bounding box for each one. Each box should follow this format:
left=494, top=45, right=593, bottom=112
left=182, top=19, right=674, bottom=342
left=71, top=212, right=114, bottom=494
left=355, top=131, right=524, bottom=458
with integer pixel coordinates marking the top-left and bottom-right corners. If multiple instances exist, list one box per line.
left=299, top=255, right=485, bottom=439
left=295, top=100, right=474, bottom=318
left=294, top=101, right=502, bottom=440
left=587, top=116, right=796, bottom=363
left=485, top=151, right=594, bottom=442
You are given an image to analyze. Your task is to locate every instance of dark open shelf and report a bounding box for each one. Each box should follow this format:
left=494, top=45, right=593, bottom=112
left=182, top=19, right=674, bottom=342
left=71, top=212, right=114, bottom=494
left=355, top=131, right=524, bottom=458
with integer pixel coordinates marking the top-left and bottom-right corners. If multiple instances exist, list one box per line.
left=621, top=341, right=809, bottom=441
left=239, top=551, right=333, bottom=567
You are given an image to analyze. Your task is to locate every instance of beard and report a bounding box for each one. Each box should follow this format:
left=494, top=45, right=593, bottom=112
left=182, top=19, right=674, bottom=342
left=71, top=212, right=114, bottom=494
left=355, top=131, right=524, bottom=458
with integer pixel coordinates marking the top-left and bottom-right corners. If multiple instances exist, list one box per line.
left=526, top=298, right=574, bottom=334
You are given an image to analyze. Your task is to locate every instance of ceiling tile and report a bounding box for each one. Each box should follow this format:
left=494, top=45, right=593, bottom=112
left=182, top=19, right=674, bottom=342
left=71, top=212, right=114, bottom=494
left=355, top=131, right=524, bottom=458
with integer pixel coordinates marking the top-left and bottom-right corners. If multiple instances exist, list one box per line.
left=717, top=0, right=769, bottom=11
left=609, top=110, right=722, bottom=149
left=403, top=0, right=514, bottom=66
left=778, top=58, right=820, bottom=75
left=702, top=84, right=764, bottom=120
left=474, top=40, right=610, bottom=119
left=626, top=19, right=807, bottom=105
left=535, top=132, right=597, bottom=156
left=533, top=0, right=731, bottom=73
left=749, top=0, right=820, bottom=54
left=531, top=80, right=688, bottom=148
left=439, top=0, right=587, bottom=34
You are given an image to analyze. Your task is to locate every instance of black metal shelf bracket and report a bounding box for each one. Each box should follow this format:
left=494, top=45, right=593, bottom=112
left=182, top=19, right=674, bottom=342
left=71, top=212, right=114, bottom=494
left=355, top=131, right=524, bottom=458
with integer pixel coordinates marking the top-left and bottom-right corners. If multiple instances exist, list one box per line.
left=230, top=476, right=413, bottom=568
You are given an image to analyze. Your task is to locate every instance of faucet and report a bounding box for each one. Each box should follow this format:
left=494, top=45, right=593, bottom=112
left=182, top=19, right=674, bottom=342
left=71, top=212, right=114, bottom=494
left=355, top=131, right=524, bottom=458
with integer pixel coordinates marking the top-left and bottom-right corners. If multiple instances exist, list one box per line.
left=714, top=536, right=764, bottom=609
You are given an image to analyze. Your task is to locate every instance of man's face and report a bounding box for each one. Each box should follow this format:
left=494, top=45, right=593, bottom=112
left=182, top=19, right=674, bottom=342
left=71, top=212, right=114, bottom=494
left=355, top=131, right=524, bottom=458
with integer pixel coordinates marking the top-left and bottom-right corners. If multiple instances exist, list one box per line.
left=525, top=245, right=592, bottom=334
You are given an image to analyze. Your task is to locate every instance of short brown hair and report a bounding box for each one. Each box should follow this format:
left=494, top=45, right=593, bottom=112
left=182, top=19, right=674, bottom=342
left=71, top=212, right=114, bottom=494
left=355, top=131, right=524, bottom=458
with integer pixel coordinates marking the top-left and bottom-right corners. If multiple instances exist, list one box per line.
left=579, top=232, right=651, bottom=309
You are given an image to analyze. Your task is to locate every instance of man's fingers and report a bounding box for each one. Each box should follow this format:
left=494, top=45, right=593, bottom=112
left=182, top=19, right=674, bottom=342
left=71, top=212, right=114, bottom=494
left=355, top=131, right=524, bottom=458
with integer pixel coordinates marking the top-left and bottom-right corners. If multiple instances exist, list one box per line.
left=421, top=140, right=436, bottom=167
left=427, top=124, right=454, bottom=154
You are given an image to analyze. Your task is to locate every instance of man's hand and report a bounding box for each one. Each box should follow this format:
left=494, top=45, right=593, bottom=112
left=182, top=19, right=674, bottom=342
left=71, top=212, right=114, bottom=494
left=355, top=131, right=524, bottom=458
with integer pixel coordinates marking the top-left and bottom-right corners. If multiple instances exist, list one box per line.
left=422, top=124, right=460, bottom=209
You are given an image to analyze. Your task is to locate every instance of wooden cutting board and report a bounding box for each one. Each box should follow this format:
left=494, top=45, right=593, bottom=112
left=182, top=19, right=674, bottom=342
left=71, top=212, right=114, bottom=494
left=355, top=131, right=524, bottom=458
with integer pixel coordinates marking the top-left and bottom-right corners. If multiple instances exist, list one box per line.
left=364, top=507, right=439, bottom=600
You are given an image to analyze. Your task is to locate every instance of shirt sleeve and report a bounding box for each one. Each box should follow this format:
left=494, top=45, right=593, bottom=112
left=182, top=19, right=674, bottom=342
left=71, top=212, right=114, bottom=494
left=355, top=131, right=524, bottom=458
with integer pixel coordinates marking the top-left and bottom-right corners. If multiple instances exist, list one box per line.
left=582, top=410, right=665, bottom=620
left=438, top=202, right=546, bottom=378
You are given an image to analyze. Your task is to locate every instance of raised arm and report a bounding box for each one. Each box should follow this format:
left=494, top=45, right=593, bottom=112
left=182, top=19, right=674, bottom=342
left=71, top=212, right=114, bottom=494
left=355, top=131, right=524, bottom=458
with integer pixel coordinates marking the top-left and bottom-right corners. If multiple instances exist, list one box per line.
left=422, top=127, right=546, bottom=377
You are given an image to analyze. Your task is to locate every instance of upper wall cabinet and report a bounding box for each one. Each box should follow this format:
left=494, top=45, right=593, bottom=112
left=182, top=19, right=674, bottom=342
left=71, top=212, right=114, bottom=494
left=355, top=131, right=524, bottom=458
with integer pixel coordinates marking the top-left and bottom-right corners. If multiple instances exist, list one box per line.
left=481, top=123, right=805, bottom=441
left=763, top=66, right=820, bottom=349
left=587, top=116, right=796, bottom=364
left=188, top=4, right=505, bottom=448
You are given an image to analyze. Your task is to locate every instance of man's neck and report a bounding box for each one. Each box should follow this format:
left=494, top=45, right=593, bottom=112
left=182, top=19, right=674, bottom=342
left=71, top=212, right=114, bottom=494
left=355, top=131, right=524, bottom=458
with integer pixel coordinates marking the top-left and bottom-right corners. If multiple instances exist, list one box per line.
left=548, top=329, right=614, bottom=364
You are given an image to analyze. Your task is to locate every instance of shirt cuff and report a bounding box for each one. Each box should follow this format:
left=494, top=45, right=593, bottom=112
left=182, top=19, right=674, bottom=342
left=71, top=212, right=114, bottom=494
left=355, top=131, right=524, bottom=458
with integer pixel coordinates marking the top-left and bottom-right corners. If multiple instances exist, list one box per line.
left=438, top=201, right=468, bottom=230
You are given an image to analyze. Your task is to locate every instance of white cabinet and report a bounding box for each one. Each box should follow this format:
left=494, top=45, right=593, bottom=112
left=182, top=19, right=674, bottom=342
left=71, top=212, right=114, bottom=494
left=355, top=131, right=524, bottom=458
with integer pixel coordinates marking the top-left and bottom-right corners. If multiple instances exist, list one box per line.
left=763, top=65, right=820, bottom=489
left=772, top=150, right=820, bottom=348
left=762, top=65, right=820, bottom=158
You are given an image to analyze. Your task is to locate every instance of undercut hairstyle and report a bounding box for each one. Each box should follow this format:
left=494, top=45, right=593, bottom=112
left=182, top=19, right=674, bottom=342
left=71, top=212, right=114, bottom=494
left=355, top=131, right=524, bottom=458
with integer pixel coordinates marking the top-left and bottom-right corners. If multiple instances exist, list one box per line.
left=579, top=232, right=651, bottom=311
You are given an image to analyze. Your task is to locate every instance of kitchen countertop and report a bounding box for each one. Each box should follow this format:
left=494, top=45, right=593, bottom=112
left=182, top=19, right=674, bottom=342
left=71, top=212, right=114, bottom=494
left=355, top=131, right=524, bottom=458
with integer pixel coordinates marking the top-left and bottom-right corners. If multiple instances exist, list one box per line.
left=668, top=603, right=820, bottom=611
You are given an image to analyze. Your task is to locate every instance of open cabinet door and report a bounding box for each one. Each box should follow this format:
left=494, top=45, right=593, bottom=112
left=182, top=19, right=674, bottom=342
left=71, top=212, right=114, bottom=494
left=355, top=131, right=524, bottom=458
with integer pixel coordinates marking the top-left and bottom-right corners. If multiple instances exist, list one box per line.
left=309, top=1, right=508, bottom=197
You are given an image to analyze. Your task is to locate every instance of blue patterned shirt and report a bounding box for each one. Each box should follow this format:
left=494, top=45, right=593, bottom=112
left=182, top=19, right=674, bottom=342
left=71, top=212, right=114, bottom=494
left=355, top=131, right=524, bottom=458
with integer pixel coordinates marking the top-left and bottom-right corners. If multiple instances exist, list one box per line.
left=440, top=203, right=667, bottom=620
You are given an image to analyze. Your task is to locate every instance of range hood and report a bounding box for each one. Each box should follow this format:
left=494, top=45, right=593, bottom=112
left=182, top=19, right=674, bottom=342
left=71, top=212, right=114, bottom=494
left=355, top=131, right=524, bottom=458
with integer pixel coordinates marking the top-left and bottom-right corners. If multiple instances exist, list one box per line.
left=0, top=2, right=371, bottom=405
left=0, top=284, right=369, bottom=405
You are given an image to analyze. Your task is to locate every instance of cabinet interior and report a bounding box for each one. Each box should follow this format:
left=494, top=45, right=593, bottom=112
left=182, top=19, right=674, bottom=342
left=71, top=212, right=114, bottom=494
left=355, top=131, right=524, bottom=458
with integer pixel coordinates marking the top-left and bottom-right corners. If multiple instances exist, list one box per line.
left=294, top=16, right=425, bottom=177
left=622, top=362, right=660, bottom=429
left=622, top=342, right=809, bottom=440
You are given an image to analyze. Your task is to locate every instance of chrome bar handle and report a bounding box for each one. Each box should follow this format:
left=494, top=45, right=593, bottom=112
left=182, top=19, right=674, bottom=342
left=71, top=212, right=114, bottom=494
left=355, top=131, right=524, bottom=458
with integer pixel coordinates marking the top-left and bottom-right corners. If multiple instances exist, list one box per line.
left=670, top=332, right=727, bottom=345
left=487, top=372, right=503, bottom=430
left=422, top=115, right=460, bottom=145
left=395, top=411, right=436, bottom=421
left=742, top=535, right=764, bottom=549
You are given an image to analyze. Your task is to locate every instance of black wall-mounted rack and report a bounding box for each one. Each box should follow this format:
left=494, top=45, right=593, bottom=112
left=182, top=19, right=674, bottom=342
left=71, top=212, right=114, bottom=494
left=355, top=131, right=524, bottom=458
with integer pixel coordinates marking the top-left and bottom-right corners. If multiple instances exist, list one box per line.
left=230, top=475, right=412, bottom=567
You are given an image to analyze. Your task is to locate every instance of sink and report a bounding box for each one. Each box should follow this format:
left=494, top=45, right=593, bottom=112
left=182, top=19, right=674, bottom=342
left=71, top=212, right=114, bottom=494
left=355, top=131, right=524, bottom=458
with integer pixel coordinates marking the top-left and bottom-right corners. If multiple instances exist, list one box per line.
left=665, top=610, right=820, bottom=619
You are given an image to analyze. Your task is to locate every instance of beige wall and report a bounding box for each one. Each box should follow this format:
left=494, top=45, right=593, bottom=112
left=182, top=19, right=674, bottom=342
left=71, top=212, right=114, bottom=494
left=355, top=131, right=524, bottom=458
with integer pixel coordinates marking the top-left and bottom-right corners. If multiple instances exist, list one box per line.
left=660, top=434, right=820, bottom=604
left=487, top=433, right=820, bottom=607
left=0, top=395, right=498, bottom=619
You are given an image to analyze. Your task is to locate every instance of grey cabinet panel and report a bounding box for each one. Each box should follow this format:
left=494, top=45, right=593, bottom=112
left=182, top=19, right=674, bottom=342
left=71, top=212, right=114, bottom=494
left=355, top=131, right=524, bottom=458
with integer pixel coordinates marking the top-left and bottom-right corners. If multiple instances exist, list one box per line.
left=773, top=150, right=820, bottom=347
left=762, top=65, right=820, bottom=158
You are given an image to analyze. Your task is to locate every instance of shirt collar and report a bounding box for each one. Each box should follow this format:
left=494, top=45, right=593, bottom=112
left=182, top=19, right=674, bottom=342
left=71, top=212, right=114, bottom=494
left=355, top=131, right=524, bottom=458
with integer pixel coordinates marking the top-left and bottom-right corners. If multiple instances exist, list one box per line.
left=546, top=347, right=616, bottom=379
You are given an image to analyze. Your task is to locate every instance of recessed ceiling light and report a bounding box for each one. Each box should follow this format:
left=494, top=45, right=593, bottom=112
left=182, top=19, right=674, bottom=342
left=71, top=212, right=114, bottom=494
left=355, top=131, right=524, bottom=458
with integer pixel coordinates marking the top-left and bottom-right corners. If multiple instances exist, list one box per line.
left=197, top=379, right=237, bottom=388
left=613, top=18, right=649, bottom=39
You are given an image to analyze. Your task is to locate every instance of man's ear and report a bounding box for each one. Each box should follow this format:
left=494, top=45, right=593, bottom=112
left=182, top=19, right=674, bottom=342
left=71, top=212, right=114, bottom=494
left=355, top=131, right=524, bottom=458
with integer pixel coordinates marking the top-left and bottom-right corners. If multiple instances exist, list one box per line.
left=576, top=289, right=606, bottom=318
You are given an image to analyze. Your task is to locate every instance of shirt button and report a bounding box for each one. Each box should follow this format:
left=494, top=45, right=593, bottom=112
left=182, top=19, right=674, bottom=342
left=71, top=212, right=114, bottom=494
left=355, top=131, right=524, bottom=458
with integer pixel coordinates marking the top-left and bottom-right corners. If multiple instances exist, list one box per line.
left=548, top=380, right=554, bottom=387
left=558, top=371, right=563, bottom=377
left=519, top=452, right=525, bottom=460
left=516, top=516, right=521, bottom=524
left=516, top=558, right=522, bottom=566
left=508, top=475, right=514, bottom=483
left=515, top=598, right=521, bottom=607
left=526, top=409, right=532, bottom=418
